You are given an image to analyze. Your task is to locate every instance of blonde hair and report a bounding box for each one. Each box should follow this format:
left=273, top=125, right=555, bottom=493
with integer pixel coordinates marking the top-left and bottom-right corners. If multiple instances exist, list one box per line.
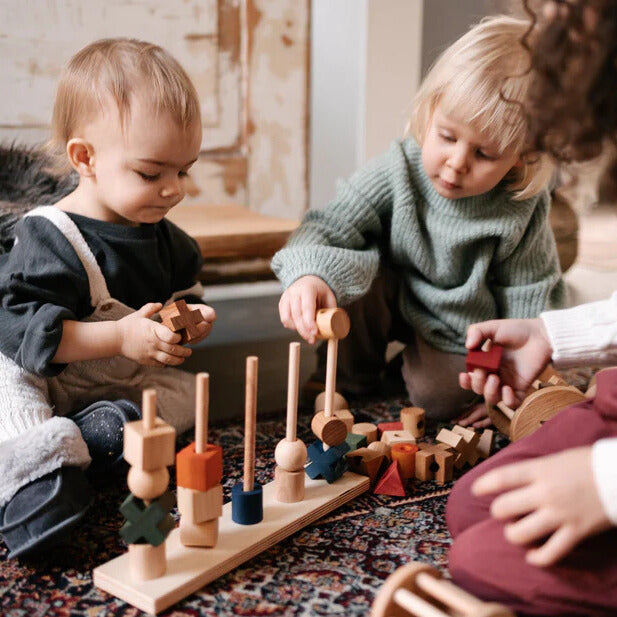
left=408, top=15, right=553, bottom=200
left=49, top=38, right=201, bottom=168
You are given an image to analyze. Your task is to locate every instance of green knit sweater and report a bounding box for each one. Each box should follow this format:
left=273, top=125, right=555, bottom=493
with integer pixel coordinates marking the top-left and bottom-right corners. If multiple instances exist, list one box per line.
left=272, top=138, right=566, bottom=354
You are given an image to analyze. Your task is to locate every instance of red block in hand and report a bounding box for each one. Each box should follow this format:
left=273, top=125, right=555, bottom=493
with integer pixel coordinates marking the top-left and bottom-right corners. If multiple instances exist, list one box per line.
left=466, top=345, right=503, bottom=374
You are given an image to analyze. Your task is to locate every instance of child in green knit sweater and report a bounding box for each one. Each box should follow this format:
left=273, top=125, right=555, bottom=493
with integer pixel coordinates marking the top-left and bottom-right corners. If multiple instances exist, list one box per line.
left=272, top=15, right=566, bottom=422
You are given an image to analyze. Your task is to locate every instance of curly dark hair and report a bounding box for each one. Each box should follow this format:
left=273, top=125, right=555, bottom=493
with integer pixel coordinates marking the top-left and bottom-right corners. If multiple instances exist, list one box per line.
left=522, top=0, right=617, bottom=162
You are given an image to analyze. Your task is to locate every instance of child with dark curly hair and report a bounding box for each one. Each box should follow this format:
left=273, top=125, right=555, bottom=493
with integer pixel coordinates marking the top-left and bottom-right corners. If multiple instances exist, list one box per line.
left=449, top=2, right=617, bottom=615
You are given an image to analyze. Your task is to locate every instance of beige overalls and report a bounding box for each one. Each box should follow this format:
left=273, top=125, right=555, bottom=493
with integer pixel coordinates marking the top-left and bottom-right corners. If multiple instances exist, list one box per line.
left=0, top=206, right=199, bottom=504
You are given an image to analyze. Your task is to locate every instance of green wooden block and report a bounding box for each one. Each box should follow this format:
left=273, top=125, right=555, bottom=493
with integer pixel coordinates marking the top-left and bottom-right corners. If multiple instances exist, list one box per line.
left=345, top=432, right=368, bottom=452
left=119, top=490, right=176, bottom=546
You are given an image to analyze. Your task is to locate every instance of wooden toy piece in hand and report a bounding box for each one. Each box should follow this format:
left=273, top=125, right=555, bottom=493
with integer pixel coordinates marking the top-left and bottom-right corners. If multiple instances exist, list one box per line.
left=465, top=339, right=503, bottom=374
left=159, top=299, right=204, bottom=344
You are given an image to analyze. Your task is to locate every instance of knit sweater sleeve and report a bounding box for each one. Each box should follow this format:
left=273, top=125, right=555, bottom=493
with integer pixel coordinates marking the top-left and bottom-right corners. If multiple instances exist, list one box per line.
left=491, top=190, right=566, bottom=319
left=271, top=148, right=397, bottom=305
left=540, top=291, right=617, bottom=368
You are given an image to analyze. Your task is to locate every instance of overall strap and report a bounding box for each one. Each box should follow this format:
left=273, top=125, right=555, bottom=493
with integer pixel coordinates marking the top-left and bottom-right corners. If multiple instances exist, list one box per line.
left=24, top=206, right=111, bottom=307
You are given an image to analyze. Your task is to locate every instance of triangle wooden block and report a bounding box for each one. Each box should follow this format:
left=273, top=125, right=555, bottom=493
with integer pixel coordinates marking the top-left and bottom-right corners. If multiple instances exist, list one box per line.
left=373, top=460, right=406, bottom=497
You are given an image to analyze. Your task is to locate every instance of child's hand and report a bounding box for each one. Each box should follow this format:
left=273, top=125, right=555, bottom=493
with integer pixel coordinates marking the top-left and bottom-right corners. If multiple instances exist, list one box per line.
left=183, top=303, right=217, bottom=345
left=473, top=447, right=611, bottom=567
left=117, top=303, right=192, bottom=367
left=458, top=318, right=553, bottom=408
left=278, top=275, right=337, bottom=344
left=456, top=402, right=492, bottom=429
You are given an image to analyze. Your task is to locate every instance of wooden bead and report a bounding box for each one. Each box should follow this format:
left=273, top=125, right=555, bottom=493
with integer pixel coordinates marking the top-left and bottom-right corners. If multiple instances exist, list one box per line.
left=311, top=412, right=347, bottom=446
left=274, top=438, right=307, bottom=471
left=177, top=484, right=223, bottom=523
left=176, top=443, right=223, bottom=491
left=314, top=391, right=348, bottom=413
left=274, top=466, right=305, bottom=503
left=124, top=418, right=176, bottom=471
left=391, top=443, right=418, bottom=480
left=127, top=467, right=170, bottom=501
left=128, top=543, right=166, bottom=581
left=381, top=429, right=416, bottom=446
left=315, top=308, right=350, bottom=339
left=352, top=422, right=378, bottom=444
left=179, top=518, right=219, bottom=547
left=400, top=407, right=425, bottom=439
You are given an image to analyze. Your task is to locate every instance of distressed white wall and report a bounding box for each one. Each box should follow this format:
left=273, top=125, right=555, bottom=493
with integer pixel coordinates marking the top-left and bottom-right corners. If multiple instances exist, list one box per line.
left=309, top=0, right=423, bottom=210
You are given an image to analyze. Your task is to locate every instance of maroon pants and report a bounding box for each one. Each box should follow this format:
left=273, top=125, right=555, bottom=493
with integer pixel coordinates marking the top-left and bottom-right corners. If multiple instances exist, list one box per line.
left=446, top=368, right=617, bottom=617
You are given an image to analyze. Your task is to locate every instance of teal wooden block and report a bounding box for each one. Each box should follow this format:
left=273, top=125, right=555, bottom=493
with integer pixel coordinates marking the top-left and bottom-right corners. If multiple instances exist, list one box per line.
left=345, top=432, right=367, bottom=452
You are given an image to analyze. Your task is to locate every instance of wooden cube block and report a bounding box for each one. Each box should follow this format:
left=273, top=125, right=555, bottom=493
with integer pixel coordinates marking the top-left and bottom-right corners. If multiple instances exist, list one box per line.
left=400, top=407, right=425, bottom=439
left=179, top=517, right=219, bottom=547
left=124, top=418, right=176, bottom=471
left=333, top=409, right=354, bottom=432
left=176, top=443, right=223, bottom=491
left=466, top=345, right=503, bottom=374
left=381, top=429, right=416, bottom=446
left=177, top=484, right=223, bottom=523
left=352, top=422, right=378, bottom=444
left=415, top=449, right=435, bottom=482
left=391, top=442, right=418, bottom=480
left=433, top=450, right=454, bottom=484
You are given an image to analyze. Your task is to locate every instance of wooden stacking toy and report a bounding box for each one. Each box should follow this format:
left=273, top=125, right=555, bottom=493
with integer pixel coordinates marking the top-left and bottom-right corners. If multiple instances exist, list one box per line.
left=232, top=356, right=263, bottom=524
left=372, top=562, right=515, bottom=617
left=177, top=373, right=223, bottom=547
left=120, top=389, right=176, bottom=581
left=307, top=308, right=352, bottom=483
left=274, top=342, right=307, bottom=503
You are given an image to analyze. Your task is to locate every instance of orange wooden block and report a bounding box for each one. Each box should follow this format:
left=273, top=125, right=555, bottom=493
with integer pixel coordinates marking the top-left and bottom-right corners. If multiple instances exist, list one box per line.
left=373, top=460, right=406, bottom=497
left=124, top=418, right=176, bottom=471
left=391, top=442, right=418, bottom=480
left=159, top=299, right=203, bottom=343
left=176, top=443, right=223, bottom=491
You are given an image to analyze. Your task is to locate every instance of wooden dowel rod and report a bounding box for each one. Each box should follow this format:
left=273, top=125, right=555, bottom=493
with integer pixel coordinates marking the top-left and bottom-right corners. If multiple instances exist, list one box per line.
left=416, top=572, right=484, bottom=614
left=142, top=389, right=156, bottom=430
left=497, top=401, right=515, bottom=420
left=243, top=356, right=258, bottom=492
left=195, top=373, right=209, bottom=453
left=286, top=342, right=300, bottom=442
left=324, top=338, right=338, bottom=418
left=392, top=588, right=449, bottom=617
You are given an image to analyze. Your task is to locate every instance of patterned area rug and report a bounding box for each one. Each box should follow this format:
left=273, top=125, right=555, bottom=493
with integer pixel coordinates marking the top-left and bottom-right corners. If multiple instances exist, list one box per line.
left=0, top=396, right=470, bottom=617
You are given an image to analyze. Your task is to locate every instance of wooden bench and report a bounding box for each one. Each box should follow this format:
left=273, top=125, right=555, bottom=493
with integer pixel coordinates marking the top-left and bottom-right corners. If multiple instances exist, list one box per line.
left=167, top=203, right=299, bottom=285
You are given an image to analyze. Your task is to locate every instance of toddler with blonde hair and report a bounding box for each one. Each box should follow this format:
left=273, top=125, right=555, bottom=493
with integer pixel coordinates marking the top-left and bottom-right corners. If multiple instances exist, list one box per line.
left=273, top=15, right=565, bottom=420
left=0, top=38, right=215, bottom=558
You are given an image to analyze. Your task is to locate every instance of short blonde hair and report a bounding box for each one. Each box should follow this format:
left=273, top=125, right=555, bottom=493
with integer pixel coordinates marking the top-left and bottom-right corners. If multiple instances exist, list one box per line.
left=50, top=38, right=200, bottom=164
left=408, top=15, right=553, bottom=200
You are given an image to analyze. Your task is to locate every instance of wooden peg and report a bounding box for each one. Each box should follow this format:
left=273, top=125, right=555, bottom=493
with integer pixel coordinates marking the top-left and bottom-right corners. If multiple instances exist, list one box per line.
left=195, top=373, right=209, bottom=453
left=274, top=342, right=307, bottom=503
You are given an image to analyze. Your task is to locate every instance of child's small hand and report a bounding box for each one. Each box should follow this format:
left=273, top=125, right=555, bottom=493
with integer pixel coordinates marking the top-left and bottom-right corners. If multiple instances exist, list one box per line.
left=456, top=402, right=492, bottom=429
left=472, top=447, right=611, bottom=567
left=278, top=275, right=337, bottom=344
left=117, top=302, right=192, bottom=367
left=183, top=303, right=217, bottom=345
left=458, top=318, right=553, bottom=408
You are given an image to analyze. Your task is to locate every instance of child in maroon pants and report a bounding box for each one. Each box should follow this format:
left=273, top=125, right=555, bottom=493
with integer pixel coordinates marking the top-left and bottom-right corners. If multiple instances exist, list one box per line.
left=448, top=368, right=617, bottom=617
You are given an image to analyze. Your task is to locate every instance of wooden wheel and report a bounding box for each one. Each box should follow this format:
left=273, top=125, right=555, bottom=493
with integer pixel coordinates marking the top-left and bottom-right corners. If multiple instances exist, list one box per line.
left=510, top=385, right=586, bottom=442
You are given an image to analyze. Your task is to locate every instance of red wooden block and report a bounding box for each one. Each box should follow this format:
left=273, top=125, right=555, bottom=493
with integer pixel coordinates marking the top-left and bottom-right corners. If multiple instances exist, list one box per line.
left=466, top=345, right=503, bottom=374
left=377, top=421, right=403, bottom=436
left=176, top=443, right=223, bottom=491
left=373, top=460, right=406, bottom=497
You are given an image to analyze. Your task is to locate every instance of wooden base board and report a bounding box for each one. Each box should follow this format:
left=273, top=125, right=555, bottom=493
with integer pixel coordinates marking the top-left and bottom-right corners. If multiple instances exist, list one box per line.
left=93, top=472, right=369, bottom=614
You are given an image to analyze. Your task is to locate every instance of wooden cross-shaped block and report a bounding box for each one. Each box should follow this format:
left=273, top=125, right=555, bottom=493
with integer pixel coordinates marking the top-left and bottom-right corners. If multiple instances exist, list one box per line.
left=119, top=491, right=176, bottom=546
left=159, top=299, right=203, bottom=343
left=436, top=426, right=480, bottom=469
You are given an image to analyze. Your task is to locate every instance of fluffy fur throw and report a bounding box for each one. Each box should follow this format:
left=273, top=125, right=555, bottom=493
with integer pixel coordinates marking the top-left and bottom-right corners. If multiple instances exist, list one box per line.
left=0, top=143, right=77, bottom=253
